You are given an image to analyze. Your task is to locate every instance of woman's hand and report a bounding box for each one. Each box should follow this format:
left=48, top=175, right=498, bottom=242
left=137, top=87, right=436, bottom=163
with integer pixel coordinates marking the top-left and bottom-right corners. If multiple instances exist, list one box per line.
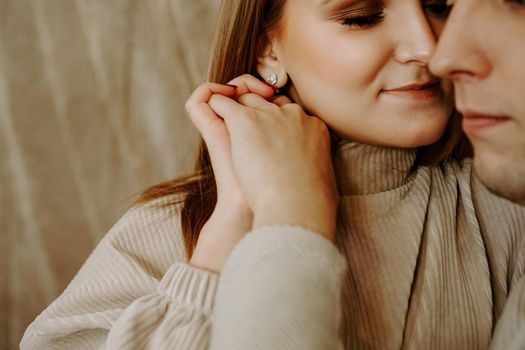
left=185, top=75, right=275, bottom=273
left=208, top=91, right=339, bottom=243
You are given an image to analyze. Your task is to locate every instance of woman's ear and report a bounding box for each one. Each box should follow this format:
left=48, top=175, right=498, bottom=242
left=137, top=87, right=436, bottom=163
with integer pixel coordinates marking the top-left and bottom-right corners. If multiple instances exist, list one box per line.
left=256, top=43, right=288, bottom=88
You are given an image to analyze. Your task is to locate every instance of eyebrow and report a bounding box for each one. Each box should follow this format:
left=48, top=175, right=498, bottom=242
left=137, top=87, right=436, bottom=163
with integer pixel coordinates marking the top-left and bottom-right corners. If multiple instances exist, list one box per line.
left=318, top=0, right=366, bottom=8
left=319, top=0, right=342, bottom=6
left=319, top=0, right=338, bottom=5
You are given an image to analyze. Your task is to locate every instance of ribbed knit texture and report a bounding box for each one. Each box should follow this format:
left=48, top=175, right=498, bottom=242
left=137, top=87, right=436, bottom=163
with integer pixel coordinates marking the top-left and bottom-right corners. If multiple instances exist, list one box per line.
left=21, top=140, right=525, bottom=349
left=332, top=141, right=525, bottom=349
left=20, top=196, right=220, bottom=350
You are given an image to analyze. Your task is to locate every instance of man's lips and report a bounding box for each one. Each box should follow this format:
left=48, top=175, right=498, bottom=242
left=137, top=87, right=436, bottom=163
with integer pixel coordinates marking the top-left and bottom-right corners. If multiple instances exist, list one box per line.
left=461, top=112, right=511, bottom=133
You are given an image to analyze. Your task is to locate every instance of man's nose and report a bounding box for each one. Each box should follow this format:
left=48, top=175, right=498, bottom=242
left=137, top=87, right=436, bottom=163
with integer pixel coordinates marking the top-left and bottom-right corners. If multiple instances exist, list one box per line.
left=430, top=0, right=491, bottom=81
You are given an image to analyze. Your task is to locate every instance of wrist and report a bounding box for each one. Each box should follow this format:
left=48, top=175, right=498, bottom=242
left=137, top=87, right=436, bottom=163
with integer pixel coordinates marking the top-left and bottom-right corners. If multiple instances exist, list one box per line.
left=253, top=194, right=337, bottom=243
left=215, top=198, right=252, bottom=218
left=190, top=203, right=253, bottom=273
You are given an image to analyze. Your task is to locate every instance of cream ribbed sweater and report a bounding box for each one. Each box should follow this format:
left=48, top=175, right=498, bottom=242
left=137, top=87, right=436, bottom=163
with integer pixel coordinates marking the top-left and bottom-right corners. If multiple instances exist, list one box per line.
left=21, top=142, right=525, bottom=349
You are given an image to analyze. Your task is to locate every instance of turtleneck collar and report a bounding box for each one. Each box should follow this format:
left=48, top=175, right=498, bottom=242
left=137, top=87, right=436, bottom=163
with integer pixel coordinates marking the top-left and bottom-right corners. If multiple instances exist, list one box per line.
left=333, top=139, right=418, bottom=196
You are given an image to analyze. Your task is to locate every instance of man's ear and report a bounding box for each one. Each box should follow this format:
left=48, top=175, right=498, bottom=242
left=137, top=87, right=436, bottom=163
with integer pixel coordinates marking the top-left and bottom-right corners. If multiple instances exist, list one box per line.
left=256, top=43, right=288, bottom=88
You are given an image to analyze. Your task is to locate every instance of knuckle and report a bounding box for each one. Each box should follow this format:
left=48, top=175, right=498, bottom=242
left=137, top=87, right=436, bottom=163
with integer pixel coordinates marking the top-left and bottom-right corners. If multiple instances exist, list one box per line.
left=198, top=82, right=212, bottom=92
left=318, top=124, right=332, bottom=142
left=245, top=73, right=258, bottom=82
left=283, top=103, right=303, bottom=115
left=184, top=99, right=193, bottom=113
left=237, top=93, right=250, bottom=104
left=309, top=117, right=329, bottom=134
left=291, top=103, right=303, bottom=112
left=267, top=102, right=281, bottom=114
left=319, top=123, right=330, bottom=137
left=280, top=97, right=293, bottom=105
left=237, top=74, right=255, bottom=84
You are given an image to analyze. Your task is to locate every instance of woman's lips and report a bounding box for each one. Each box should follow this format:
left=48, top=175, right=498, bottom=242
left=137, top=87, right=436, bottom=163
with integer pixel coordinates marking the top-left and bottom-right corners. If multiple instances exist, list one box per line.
left=382, top=82, right=441, bottom=99
left=462, top=113, right=511, bottom=133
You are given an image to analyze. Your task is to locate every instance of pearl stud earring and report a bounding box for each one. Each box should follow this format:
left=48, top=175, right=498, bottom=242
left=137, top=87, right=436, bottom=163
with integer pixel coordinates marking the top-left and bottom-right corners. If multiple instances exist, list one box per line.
left=267, top=73, right=278, bottom=86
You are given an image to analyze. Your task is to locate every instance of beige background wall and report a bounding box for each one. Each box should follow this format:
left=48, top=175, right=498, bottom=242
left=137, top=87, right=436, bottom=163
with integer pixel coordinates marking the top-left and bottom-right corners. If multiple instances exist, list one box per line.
left=0, top=1, right=219, bottom=348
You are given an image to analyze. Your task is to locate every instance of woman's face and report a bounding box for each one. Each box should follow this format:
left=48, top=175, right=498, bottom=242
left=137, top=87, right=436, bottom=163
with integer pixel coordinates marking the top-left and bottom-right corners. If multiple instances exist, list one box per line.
left=264, top=0, right=454, bottom=147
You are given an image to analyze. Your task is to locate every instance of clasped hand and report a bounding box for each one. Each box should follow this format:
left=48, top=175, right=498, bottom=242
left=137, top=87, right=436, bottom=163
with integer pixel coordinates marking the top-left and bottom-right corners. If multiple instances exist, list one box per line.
left=185, top=74, right=338, bottom=273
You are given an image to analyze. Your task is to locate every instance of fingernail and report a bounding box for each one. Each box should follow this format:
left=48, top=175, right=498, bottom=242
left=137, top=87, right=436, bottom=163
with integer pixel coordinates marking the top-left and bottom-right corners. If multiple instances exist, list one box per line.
left=225, top=84, right=237, bottom=89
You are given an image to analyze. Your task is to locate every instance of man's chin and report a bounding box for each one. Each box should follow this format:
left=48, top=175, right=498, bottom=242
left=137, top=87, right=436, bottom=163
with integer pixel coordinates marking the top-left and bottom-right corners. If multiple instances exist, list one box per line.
left=473, top=156, right=525, bottom=206
left=484, top=182, right=525, bottom=206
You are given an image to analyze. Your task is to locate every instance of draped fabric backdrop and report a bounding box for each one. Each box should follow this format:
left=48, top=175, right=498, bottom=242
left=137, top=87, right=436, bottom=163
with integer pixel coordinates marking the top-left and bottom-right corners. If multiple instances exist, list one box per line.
left=0, top=1, right=219, bottom=348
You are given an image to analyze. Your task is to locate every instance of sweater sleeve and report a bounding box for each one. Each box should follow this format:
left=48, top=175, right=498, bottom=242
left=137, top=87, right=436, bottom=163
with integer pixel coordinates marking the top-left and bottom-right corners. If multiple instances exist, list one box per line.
left=20, top=197, right=219, bottom=350
left=210, top=226, right=347, bottom=350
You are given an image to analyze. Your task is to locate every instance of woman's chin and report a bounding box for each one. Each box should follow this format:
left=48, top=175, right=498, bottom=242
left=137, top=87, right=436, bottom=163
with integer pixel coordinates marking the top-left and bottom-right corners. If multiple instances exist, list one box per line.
left=335, top=128, right=445, bottom=149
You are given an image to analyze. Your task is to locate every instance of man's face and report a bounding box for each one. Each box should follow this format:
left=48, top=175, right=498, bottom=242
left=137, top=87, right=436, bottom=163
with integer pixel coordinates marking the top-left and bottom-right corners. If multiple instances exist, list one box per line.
left=430, top=0, right=525, bottom=205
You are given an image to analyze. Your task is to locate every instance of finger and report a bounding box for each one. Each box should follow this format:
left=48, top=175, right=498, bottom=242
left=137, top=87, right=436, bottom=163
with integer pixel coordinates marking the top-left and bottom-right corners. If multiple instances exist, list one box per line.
left=269, top=94, right=293, bottom=106
left=188, top=102, right=227, bottom=136
left=237, top=93, right=274, bottom=110
left=228, top=74, right=275, bottom=99
left=208, top=94, right=247, bottom=128
left=186, top=89, right=235, bottom=177
left=185, top=83, right=236, bottom=137
left=187, top=82, right=236, bottom=107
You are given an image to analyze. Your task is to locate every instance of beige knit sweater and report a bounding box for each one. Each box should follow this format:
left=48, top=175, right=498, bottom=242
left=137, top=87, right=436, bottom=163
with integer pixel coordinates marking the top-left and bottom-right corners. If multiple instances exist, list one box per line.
left=21, top=141, right=525, bottom=349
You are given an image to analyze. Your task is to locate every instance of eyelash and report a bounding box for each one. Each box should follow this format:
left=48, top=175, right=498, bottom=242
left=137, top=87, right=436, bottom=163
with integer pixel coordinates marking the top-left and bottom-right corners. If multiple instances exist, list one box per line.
left=339, top=0, right=452, bottom=29
left=340, top=13, right=385, bottom=28
left=505, top=0, right=525, bottom=5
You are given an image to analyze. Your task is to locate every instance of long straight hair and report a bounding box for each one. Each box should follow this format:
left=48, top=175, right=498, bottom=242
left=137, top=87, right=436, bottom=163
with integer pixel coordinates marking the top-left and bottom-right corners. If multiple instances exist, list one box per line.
left=136, top=0, right=471, bottom=259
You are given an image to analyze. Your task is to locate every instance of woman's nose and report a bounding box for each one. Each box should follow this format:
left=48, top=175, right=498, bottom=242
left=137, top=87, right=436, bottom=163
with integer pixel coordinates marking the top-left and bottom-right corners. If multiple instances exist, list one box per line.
left=394, top=6, right=437, bottom=66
